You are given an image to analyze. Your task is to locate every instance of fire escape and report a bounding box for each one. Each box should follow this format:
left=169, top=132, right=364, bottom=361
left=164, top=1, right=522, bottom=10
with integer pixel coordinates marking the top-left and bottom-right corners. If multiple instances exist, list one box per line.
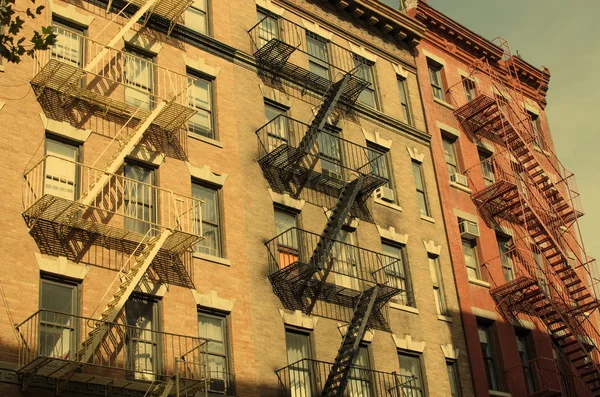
left=250, top=14, right=405, bottom=397
left=454, top=38, right=600, bottom=396
left=16, top=1, right=215, bottom=395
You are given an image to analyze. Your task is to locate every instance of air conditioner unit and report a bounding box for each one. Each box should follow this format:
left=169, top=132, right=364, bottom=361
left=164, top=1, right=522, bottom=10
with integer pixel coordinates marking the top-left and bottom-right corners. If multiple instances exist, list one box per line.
left=450, top=173, right=468, bottom=187
left=459, top=220, right=479, bottom=239
left=375, top=186, right=395, bottom=203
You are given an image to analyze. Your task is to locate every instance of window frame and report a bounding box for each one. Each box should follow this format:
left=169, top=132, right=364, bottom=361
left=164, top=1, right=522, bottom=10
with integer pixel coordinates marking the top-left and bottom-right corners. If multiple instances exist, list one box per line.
left=184, top=0, right=209, bottom=36
left=192, top=181, right=224, bottom=258
left=429, top=255, right=447, bottom=316
left=478, top=149, right=495, bottom=186
left=123, top=161, right=158, bottom=235
left=306, top=31, right=330, bottom=80
left=123, top=46, right=156, bottom=110
left=354, top=55, right=379, bottom=109
left=442, top=135, right=460, bottom=176
left=462, top=76, right=477, bottom=102
left=412, top=161, right=431, bottom=217
left=462, top=238, right=481, bottom=280
left=51, top=19, right=85, bottom=68
left=285, top=327, right=315, bottom=396
left=398, top=351, right=428, bottom=397
left=397, top=77, right=413, bottom=125
left=44, top=135, right=81, bottom=201
left=367, top=144, right=395, bottom=196
left=382, top=241, right=414, bottom=308
left=496, top=234, right=514, bottom=282
left=187, top=71, right=216, bottom=140
left=446, top=360, right=463, bottom=397
left=256, top=8, right=279, bottom=48
left=527, top=111, right=545, bottom=150
left=125, top=294, right=162, bottom=380
left=477, top=322, right=503, bottom=392
left=264, top=100, right=289, bottom=150
left=427, top=58, right=445, bottom=101
left=197, top=309, right=232, bottom=390
left=516, top=330, right=536, bottom=394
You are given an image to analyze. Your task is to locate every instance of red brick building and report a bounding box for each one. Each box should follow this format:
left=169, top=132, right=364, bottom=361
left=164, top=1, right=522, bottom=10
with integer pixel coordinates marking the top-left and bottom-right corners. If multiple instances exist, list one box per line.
left=408, top=1, right=600, bottom=396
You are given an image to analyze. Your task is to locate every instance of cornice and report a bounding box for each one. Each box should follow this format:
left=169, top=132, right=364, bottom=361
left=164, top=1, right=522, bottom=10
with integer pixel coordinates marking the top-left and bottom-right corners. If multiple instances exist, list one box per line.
left=314, top=0, right=426, bottom=48
left=509, top=56, right=551, bottom=99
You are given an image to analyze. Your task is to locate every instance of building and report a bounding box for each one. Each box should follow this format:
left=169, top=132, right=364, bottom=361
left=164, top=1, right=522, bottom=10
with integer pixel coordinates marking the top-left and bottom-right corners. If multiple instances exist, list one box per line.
left=409, top=1, right=600, bottom=396
left=0, top=1, right=477, bottom=397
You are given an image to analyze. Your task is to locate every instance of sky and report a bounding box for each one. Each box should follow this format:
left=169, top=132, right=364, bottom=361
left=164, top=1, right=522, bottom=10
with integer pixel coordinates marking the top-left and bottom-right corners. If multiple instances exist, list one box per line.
left=427, top=0, right=600, bottom=261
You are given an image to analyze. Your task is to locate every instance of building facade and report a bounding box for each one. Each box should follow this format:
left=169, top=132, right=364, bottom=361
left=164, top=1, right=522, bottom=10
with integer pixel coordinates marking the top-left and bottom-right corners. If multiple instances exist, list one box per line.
left=0, top=1, right=477, bottom=397
left=409, top=1, right=600, bottom=397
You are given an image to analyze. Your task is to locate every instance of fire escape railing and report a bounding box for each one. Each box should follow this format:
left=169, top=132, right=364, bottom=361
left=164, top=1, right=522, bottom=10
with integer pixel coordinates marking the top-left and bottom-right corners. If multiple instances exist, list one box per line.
left=274, top=358, right=418, bottom=397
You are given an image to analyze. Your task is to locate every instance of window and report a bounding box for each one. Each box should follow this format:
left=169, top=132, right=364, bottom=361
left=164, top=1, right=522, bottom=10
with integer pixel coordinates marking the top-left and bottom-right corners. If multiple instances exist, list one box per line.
left=354, top=56, right=378, bottom=109
left=306, top=32, right=329, bottom=80
left=256, top=9, right=278, bottom=48
left=532, top=246, right=550, bottom=295
left=125, top=296, right=160, bottom=380
left=286, top=329, right=313, bottom=397
left=397, top=77, right=412, bottom=125
left=44, top=137, right=79, bottom=201
left=39, top=277, right=78, bottom=360
left=497, top=234, right=514, bottom=282
left=124, top=48, right=155, bottom=110
left=368, top=145, right=394, bottom=196
left=412, top=161, right=430, bottom=217
left=478, top=323, right=502, bottom=391
left=446, top=360, right=462, bottom=397
left=479, top=150, right=495, bottom=186
left=184, top=0, right=208, bottom=35
left=51, top=21, right=84, bottom=67
left=528, top=111, right=545, bottom=150
left=192, top=183, right=223, bottom=257
left=188, top=74, right=214, bottom=139
left=348, top=345, right=373, bottom=397
left=442, top=136, right=459, bottom=176
left=274, top=207, right=299, bottom=266
left=318, top=131, right=343, bottom=181
left=332, top=229, right=360, bottom=290
left=124, top=163, right=156, bottom=235
left=198, top=311, right=231, bottom=392
left=427, top=59, right=445, bottom=101
left=264, top=101, right=288, bottom=151
left=462, top=77, right=476, bottom=102
left=399, top=352, right=426, bottom=397
left=516, top=332, right=536, bottom=394
left=382, top=242, right=413, bottom=307
left=429, top=255, right=447, bottom=316
left=462, top=239, right=480, bottom=280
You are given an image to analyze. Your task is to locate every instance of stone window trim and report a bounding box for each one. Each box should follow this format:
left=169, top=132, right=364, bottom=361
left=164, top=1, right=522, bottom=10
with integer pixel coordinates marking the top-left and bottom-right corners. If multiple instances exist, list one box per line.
left=192, top=290, right=235, bottom=313
left=347, top=42, right=378, bottom=63
left=422, top=49, right=446, bottom=66
left=337, top=323, right=374, bottom=342
left=393, top=63, right=409, bottom=79
left=392, top=334, right=425, bottom=353
left=41, top=114, right=92, bottom=143
left=377, top=226, right=408, bottom=245
left=255, top=0, right=284, bottom=15
left=441, top=343, right=460, bottom=360
left=524, top=102, right=540, bottom=116
left=422, top=240, right=441, bottom=256
left=453, top=209, right=478, bottom=225
left=435, top=121, right=460, bottom=139
left=407, top=147, right=425, bottom=163
left=127, top=145, right=165, bottom=167
left=362, top=128, right=392, bottom=150
left=300, top=18, right=333, bottom=40
left=186, top=162, right=227, bottom=186
left=472, top=307, right=497, bottom=321
left=123, top=31, right=163, bottom=54
left=269, top=189, right=304, bottom=212
left=36, top=253, right=88, bottom=280
left=279, top=309, right=318, bottom=330
left=183, top=55, right=221, bottom=78
left=49, top=0, right=94, bottom=27
left=457, top=67, right=479, bottom=85
left=260, top=85, right=291, bottom=109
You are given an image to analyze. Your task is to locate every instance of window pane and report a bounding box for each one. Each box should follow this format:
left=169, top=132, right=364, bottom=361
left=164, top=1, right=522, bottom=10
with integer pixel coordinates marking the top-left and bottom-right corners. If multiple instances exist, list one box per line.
left=443, top=138, right=458, bottom=174
left=398, top=78, right=412, bottom=125
left=192, top=184, right=222, bottom=256
left=185, top=6, right=207, bottom=34
left=124, top=164, right=156, bottom=234
left=286, top=331, right=311, bottom=364
left=447, top=361, right=462, bottom=397
left=45, top=139, right=78, bottom=200
left=41, top=281, right=75, bottom=316
left=198, top=314, right=225, bottom=354
left=412, top=162, right=424, bottom=191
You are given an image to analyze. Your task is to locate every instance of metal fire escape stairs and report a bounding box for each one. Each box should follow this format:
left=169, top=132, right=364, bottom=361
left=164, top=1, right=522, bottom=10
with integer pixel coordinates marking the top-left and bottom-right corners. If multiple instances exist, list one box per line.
left=268, top=73, right=398, bottom=396
left=454, top=42, right=600, bottom=395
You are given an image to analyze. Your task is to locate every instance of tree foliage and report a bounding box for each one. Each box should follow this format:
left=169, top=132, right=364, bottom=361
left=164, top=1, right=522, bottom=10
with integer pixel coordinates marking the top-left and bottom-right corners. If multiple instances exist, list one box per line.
left=0, top=0, right=56, bottom=64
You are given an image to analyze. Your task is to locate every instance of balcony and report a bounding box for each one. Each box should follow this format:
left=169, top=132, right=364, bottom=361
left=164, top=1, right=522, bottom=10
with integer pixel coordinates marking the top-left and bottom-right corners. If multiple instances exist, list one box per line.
left=256, top=115, right=387, bottom=218
left=23, top=155, right=202, bottom=276
left=274, top=358, right=418, bottom=397
left=248, top=15, right=370, bottom=104
left=505, top=358, right=562, bottom=397
left=32, top=27, right=198, bottom=132
left=15, top=310, right=235, bottom=396
left=266, top=228, right=405, bottom=330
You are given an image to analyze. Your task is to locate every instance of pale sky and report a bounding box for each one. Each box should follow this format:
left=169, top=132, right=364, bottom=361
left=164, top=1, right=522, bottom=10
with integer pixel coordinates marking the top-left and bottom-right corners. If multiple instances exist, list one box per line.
left=428, top=0, right=600, bottom=260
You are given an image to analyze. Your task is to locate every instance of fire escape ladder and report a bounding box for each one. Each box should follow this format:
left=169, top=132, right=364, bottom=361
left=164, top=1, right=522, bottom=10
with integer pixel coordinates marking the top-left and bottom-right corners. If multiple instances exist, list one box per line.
left=78, top=229, right=171, bottom=363
left=298, top=175, right=365, bottom=313
left=320, top=285, right=379, bottom=397
left=77, top=101, right=167, bottom=207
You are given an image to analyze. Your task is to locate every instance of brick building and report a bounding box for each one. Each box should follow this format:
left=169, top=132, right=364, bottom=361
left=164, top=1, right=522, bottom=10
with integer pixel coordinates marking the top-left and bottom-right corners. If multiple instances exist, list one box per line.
left=408, top=1, right=600, bottom=396
left=0, top=1, right=477, bottom=397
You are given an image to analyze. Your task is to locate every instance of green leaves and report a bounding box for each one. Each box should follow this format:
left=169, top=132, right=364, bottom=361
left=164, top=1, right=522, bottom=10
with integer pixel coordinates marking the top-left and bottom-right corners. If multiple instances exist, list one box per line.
left=0, top=0, right=56, bottom=64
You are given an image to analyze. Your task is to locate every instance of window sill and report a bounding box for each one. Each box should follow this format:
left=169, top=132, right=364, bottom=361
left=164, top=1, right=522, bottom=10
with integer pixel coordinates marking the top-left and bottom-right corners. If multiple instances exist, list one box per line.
left=193, top=252, right=231, bottom=266
left=420, top=214, right=435, bottom=224
left=468, top=278, right=490, bottom=289
left=437, top=314, right=452, bottom=323
left=449, top=181, right=472, bottom=194
left=374, top=198, right=403, bottom=212
left=390, top=303, right=419, bottom=315
left=489, top=391, right=511, bottom=397
left=188, top=132, right=223, bottom=148
left=433, top=97, right=455, bottom=110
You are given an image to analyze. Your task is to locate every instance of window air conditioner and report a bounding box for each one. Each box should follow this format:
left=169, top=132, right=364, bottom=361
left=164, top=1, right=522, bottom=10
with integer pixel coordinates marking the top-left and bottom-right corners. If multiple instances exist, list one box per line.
left=375, top=186, right=395, bottom=203
left=450, top=173, right=468, bottom=187
left=459, top=220, right=479, bottom=239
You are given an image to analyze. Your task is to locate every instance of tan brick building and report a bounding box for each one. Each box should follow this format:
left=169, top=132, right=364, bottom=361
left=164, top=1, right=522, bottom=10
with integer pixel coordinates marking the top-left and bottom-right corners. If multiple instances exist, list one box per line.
left=0, top=0, right=477, bottom=397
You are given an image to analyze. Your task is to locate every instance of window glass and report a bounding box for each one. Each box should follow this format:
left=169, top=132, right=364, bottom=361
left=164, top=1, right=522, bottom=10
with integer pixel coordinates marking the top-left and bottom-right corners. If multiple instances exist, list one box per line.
left=497, top=235, right=514, bottom=282
left=348, top=346, right=372, bottom=396
left=446, top=361, right=462, bottom=397
left=318, top=132, right=343, bottom=181
left=478, top=324, right=502, bottom=391
left=124, top=163, right=156, bottom=235
left=52, top=22, right=83, bottom=67
left=442, top=137, right=459, bottom=175
left=286, top=330, right=313, bottom=397
left=44, top=138, right=78, bottom=201
left=399, top=353, right=426, bottom=397
left=462, top=77, right=476, bottom=102
left=185, top=0, right=208, bottom=35
left=412, top=162, right=430, bottom=216
left=307, top=32, right=329, bottom=80
left=429, top=256, right=447, bottom=316
left=516, top=333, right=535, bottom=393
left=40, top=279, right=78, bottom=360
left=124, top=49, right=154, bottom=110
left=382, top=243, right=413, bottom=307
left=427, top=59, right=444, bottom=101
left=274, top=208, right=298, bottom=248
left=256, top=9, right=278, bottom=48
left=264, top=102, right=288, bottom=150
left=188, top=76, right=213, bottom=139
left=397, top=78, right=412, bottom=125
left=192, top=184, right=222, bottom=257
left=479, top=150, right=495, bottom=186
left=462, top=239, right=480, bottom=280
left=368, top=146, right=393, bottom=191
left=354, top=56, right=377, bottom=108
left=126, top=296, right=159, bottom=380
left=198, top=312, right=230, bottom=385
